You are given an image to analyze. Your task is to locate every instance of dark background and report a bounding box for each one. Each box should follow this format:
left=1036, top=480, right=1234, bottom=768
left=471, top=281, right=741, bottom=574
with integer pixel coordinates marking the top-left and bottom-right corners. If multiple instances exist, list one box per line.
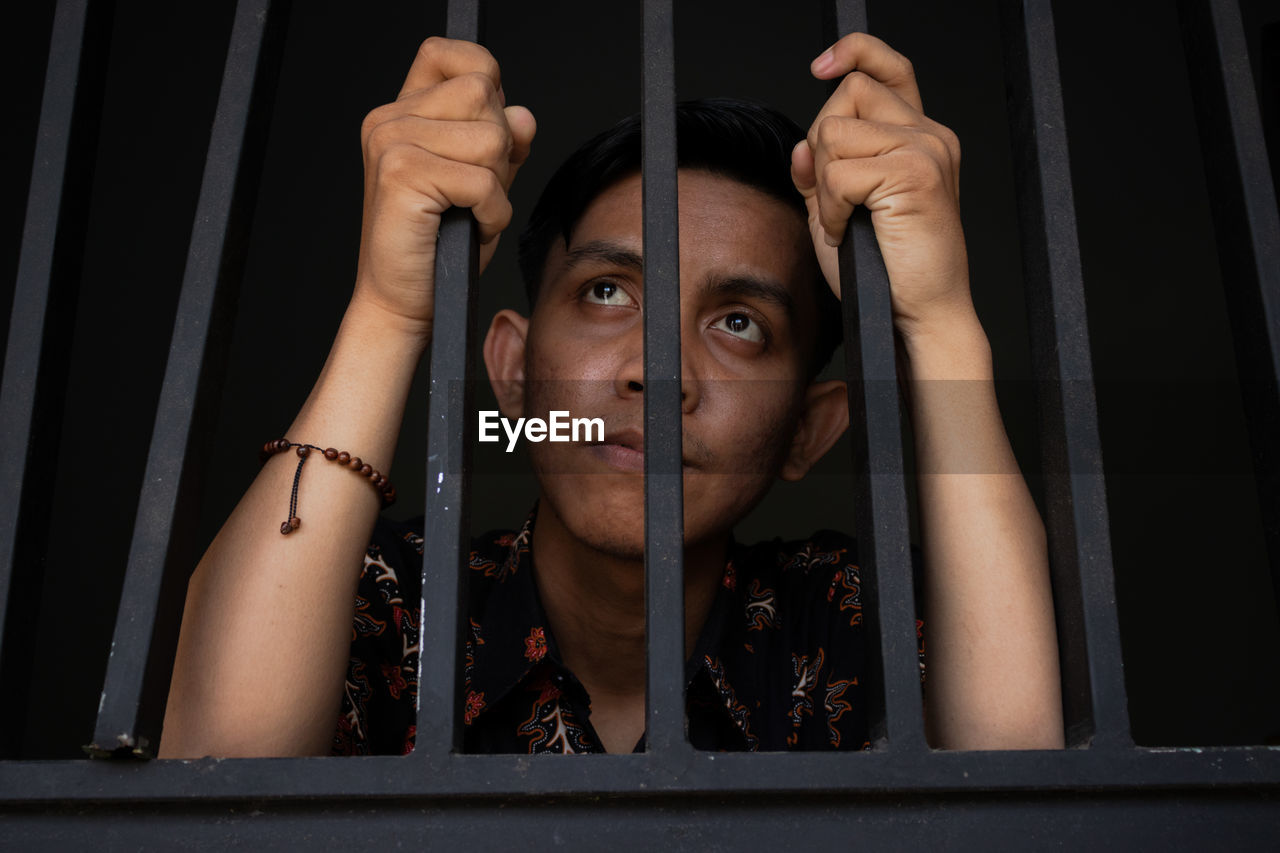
left=2, top=0, right=1278, bottom=757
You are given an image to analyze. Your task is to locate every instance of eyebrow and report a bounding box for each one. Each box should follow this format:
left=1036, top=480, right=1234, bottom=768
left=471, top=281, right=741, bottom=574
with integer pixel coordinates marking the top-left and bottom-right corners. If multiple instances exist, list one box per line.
left=564, top=240, right=644, bottom=273
left=706, top=275, right=797, bottom=323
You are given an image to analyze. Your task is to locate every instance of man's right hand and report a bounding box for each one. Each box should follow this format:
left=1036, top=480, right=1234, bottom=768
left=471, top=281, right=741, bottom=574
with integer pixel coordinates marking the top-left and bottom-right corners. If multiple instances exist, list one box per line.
left=354, top=37, right=536, bottom=336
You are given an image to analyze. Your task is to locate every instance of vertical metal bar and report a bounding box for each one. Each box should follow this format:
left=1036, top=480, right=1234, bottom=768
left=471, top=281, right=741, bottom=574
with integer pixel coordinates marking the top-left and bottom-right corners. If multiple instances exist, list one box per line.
left=88, top=0, right=290, bottom=758
left=642, top=0, right=690, bottom=759
left=415, top=0, right=482, bottom=761
left=0, top=0, right=113, bottom=760
left=998, top=0, right=1131, bottom=748
left=1178, top=0, right=1280, bottom=616
left=828, top=0, right=928, bottom=751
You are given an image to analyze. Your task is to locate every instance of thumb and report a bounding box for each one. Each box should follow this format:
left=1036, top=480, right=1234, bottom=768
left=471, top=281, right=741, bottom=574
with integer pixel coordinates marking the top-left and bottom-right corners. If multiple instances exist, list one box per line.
left=790, top=140, right=817, bottom=199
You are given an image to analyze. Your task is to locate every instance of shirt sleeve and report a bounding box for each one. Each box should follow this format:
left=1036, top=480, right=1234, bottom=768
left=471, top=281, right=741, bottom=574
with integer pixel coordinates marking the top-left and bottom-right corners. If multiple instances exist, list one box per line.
left=330, top=517, right=424, bottom=756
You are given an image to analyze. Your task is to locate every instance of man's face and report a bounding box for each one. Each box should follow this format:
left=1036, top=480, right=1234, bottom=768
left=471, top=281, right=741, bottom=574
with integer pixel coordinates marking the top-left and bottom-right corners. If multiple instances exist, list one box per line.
left=505, top=169, right=825, bottom=558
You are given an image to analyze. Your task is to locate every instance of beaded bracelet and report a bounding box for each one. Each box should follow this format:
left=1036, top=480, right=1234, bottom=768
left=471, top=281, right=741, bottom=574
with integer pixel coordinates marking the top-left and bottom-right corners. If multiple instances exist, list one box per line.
left=259, top=439, right=397, bottom=535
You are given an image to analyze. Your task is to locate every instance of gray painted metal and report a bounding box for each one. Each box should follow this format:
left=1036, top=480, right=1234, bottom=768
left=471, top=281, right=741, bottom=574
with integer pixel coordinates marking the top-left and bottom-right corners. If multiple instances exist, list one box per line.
left=641, top=0, right=690, bottom=761
left=1179, top=0, right=1280, bottom=617
left=0, top=0, right=111, bottom=761
left=997, top=0, right=1131, bottom=748
left=87, top=0, right=289, bottom=758
left=2, top=792, right=1278, bottom=850
left=830, top=0, right=928, bottom=752
left=416, top=0, right=483, bottom=763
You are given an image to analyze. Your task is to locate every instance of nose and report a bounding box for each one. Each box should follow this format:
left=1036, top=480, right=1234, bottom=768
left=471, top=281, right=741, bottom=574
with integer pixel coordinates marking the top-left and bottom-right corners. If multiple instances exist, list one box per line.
left=614, top=333, right=701, bottom=414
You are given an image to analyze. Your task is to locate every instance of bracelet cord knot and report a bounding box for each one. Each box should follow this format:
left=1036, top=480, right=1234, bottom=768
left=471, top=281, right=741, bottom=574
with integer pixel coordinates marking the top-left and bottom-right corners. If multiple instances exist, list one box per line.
left=259, top=439, right=396, bottom=535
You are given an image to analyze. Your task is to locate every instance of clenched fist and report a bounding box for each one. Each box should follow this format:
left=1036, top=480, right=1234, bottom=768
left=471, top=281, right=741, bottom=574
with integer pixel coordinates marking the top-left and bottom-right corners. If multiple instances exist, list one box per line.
left=354, top=37, right=536, bottom=334
left=792, top=33, right=972, bottom=343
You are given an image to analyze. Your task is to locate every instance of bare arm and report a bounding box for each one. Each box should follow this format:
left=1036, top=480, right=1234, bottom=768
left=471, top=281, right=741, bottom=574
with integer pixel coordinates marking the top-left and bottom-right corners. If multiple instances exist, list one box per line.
left=159, top=38, right=535, bottom=758
left=796, top=33, right=1063, bottom=749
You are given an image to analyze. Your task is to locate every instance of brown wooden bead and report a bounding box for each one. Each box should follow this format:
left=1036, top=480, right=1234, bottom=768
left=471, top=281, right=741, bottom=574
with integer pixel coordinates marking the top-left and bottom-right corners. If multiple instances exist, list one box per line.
left=337, top=451, right=350, bottom=464
left=384, top=487, right=396, bottom=504
left=359, top=464, right=372, bottom=476
left=290, top=516, right=301, bottom=530
left=296, top=445, right=310, bottom=458
left=373, top=476, right=386, bottom=490
left=349, top=456, right=362, bottom=470
left=276, top=439, right=288, bottom=451
left=280, top=521, right=293, bottom=535
left=324, top=447, right=338, bottom=460
left=369, top=469, right=381, bottom=482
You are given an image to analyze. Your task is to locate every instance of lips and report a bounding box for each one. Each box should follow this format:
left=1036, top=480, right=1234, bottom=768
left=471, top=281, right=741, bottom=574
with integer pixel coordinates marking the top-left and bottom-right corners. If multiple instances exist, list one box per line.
left=587, top=426, right=696, bottom=472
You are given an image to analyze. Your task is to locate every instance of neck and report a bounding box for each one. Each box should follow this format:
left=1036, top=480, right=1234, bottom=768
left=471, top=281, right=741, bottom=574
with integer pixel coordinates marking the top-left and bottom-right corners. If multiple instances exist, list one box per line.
left=530, top=500, right=727, bottom=702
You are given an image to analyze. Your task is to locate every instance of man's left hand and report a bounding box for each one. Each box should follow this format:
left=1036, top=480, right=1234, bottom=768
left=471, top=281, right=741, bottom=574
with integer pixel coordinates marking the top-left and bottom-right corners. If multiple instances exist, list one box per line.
left=792, top=33, right=973, bottom=342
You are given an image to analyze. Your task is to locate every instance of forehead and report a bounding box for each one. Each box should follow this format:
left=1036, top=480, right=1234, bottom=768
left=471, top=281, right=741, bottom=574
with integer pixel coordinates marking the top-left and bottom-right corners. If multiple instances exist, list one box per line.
left=559, top=170, right=811, bottom=286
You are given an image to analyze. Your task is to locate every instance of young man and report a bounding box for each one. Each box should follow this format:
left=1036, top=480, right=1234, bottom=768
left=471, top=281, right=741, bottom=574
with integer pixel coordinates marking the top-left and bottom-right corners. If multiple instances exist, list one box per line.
left=159, top=34, right=1063, bottom=757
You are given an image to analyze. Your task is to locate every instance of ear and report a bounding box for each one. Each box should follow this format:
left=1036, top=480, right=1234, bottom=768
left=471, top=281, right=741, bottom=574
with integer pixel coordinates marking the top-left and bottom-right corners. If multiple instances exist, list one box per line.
left=780, top=379, right=849, bottom=481
left=482, top=309, right=530, bottom=419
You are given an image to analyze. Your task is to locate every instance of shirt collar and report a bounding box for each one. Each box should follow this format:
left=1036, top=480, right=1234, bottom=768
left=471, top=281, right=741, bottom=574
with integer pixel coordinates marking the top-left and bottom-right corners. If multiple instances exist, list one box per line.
left=465, top=506, right=752, bottom=745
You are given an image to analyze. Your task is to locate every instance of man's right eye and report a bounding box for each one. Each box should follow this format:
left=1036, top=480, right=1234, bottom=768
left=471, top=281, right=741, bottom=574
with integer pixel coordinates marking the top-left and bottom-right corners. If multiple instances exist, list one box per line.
left=583, top=280, right=636, bottom=307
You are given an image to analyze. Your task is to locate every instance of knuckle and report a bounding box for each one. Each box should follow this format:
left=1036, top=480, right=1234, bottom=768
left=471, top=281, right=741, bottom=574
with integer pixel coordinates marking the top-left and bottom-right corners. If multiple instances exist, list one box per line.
left=364, top=116, right=399, bottom=152
left=419, top=36, right=447, bottom=57
left=903, top=148, right=944, bottom=184
left=815, top=115, right=844, bottom=149
left=458, top=71, right=497, bottom=103
left=376, top=143, right=421, bottom=184
left=360, top=105, right=391, bottom=144
left=475, top=122, right=511, bottom=166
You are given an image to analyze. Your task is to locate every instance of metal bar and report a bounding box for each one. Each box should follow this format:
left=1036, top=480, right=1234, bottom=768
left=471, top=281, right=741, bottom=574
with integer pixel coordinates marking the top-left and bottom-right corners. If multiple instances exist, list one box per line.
left=1178, top=0, right=1280, bottom=616
left=3, top=746, right=1280, bottom=802
left=829, top=0, right=928, bottom=752
left=415, top=0, right=482, bottom=761
left=641, top=0, right=690, bottom=761
left=997, top=0, right=1130, bottom=748
left=0, top=0, right=112, bottom=761
left=4, top=794, right=1280, bottom=848
left=88, top=0, right=290, bottom=758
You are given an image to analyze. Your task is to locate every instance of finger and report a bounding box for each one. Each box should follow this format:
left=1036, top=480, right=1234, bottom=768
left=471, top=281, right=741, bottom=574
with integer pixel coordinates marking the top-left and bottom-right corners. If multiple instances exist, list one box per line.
left=503, top=105, right=537, bottom=189
left=811, top=70, right=921, bottom=138
left=364, top=115, right=514, bottom=177
left=790, top=139, right=818, bottom=200
left=372, top=145, right=513, bottom=243
left=374, top=72, right=504, bottom=128
left=397, top=37, right=502, bottom=100
left=815, top=151, right=943, bottom=245
left=810, top=115, right=957, bottom=198
left=810, top=32, right=922, bottom=111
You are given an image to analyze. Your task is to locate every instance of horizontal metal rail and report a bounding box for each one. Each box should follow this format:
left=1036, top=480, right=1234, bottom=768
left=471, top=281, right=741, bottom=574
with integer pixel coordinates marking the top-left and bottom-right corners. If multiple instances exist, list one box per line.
left=1, top=746, right=1279, bottom=801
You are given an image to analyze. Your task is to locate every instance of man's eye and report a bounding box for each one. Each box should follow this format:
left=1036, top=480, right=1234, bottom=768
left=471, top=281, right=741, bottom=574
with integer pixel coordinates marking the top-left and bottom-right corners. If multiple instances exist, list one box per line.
left=713, top=312, right=764, bottom=343
left=583, top=280, right=635, bottom=306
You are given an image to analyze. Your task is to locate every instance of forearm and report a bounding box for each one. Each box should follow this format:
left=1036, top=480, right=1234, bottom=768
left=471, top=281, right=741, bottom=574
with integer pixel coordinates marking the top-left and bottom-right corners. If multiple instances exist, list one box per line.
left=903, top=313, right=1063, bottom=750
left=160, top=301, right=429, bottom=758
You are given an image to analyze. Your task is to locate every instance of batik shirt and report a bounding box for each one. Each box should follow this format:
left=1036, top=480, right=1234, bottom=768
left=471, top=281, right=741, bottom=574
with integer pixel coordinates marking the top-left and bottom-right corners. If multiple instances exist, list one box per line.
left=331, top=506, right=924, bottom=755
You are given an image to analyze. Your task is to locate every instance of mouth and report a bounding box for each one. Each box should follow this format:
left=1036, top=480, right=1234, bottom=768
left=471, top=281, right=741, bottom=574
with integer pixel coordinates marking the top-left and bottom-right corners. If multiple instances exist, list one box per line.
left=587, top=428, right=695, bottom=473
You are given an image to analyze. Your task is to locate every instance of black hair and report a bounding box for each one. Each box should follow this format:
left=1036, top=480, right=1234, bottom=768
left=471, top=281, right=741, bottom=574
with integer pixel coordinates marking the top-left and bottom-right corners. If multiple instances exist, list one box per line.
left=516, top=97, right=843, bottom=379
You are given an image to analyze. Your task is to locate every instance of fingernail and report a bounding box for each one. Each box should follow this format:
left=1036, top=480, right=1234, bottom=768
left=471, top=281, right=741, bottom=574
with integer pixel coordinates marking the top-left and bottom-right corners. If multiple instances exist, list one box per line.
left=811, top=49, right=834, bottom=74
left=824, top=231, right=841, bottom=247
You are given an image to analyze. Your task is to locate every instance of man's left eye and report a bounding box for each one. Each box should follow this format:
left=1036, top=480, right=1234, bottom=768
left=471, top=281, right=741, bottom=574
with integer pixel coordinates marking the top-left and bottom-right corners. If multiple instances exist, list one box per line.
left=713, top=312, right=764, bottom=343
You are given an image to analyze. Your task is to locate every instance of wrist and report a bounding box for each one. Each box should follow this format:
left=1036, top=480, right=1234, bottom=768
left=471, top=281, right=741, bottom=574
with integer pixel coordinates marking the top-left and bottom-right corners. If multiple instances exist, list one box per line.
left=341, top=295, right=433, bottom=357
left=898, top=309, right=992, bottom=382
